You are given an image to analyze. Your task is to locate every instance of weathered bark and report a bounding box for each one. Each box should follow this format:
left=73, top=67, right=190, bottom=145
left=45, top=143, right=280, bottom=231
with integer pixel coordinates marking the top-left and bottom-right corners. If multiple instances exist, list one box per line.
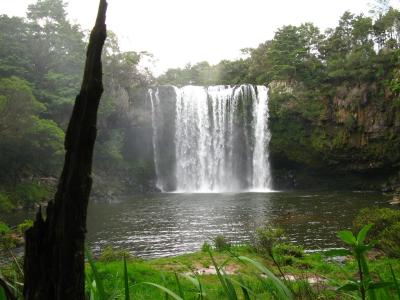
left=23, top=1, right=107, bottom=299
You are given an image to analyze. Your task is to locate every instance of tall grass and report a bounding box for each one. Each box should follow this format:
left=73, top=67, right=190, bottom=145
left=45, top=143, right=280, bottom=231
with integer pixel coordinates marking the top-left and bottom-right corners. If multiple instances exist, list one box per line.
left=84, top=246, right=294, bottom=300
left=83, top=225, right=400, bottom=300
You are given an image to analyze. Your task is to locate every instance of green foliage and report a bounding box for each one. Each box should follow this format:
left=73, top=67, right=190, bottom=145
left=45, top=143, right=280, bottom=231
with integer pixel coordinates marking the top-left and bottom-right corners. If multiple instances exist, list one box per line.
left=238, top=255, right=294, bottom=299
left=213, top=235, right=231, bottom=252
left=123, top=255, right=130, bottom=300
left=354, top=208, right=400, bottom=257
left=78, top=239, right=400, bottom=300
left=99, top=246, right=133, bottom=263
left=201, top=241, right=212, bottom=253
left=0, top=76, right=64, bottom=182
left=0, top=221, right=15, bottom=250
left=14, top=182, right=51, bottom=208
left=335, top=224, right=396, bottom=299
left=273, top=243, right=304, bottom=266
left=378, top=222, right=400, bottom=258
left=0, top=221, right=10, bottom=235
left=0, top=0, right=155, bottom=197
left=254, top=225, right=285, bottom=257
left=0, top=191, right=13, bottom=213
left=16, top=219, right=33, bottom=235
left=86, top=247, right=107, bottom=300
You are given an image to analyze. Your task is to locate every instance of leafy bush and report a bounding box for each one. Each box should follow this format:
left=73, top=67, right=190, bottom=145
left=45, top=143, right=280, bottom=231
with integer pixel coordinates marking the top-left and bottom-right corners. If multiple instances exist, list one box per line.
left=332, top=224, right=400, bottom=299
left=0, top=220, right=15, bottom=250
left=273, top=243, right=304, bottom=266
left=14, top=182, right=51, bottom=208
left=17, top=219, right=33, bottom=235
left=254, top=225, right=285, bottom=256
left=0, top=221, right=10, bottom=235
left=354, top=208, right=400, bottom=257
left=213, top=235, right=231, bottom=252
left=379, top=222, right=400, bottom=258
left=274, top=243, right=304, bottom=257
left=354, top=208, right=400, bottom=234
left=201, top=241, right=211, bottom=253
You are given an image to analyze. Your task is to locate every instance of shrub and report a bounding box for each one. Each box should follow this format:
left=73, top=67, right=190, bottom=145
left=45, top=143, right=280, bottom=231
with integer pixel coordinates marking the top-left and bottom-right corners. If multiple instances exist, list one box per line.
left=201, top=241, right=212, bottom=253
left=14, top=182, right=51, bottom=208
left=254, top=225, right=285, bottom=256
left=353, top=208, right=400, bottom=257
left=379, top=222, right=400, bottom=258
left=354, top=208, right=400, bottom=235
left=213, top=235, right=231, bottom=251
left=0, top=221, right=15, bottom=250
left=0, top=221, right=10, bottom=235
left=17, top=219, right=33, bottom=235
left=273, top=243, right=304, bottom=266
left=273, top=243, right=304, bottom=258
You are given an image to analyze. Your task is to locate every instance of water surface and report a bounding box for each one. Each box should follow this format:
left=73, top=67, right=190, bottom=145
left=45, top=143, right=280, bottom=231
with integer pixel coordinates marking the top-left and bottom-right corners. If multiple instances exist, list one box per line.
left=86, top=191, right=390, bottom=258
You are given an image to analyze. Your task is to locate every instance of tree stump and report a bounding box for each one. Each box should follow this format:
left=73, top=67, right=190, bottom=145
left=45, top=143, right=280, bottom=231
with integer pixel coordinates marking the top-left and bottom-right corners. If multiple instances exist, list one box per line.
left=23, top=1, right=107, bottom=299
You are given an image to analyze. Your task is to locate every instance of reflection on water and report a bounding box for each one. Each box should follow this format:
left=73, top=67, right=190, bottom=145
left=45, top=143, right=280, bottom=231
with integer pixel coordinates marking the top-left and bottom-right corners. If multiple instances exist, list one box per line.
left=85, top=191, right=390, bottom=258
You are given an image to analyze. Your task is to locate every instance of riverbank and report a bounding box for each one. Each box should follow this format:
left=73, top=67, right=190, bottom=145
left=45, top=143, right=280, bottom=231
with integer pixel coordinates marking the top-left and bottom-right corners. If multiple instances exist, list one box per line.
left=1, top=207, right=400, bottom=298
left=86, top=244, right=400, bottom=299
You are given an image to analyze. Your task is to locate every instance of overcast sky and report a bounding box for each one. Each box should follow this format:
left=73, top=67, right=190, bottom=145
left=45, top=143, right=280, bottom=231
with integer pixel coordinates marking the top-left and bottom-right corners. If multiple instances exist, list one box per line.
left=1, top=0, right=399, bottom=74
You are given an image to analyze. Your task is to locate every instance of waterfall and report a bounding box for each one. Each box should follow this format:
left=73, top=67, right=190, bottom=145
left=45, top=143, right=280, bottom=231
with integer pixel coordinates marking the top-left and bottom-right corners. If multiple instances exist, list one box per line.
left=148, top=88, right=163, bottom=191
left=149, top=84, right=272, bottom=193
left=251, top=86, right=272, bottom=191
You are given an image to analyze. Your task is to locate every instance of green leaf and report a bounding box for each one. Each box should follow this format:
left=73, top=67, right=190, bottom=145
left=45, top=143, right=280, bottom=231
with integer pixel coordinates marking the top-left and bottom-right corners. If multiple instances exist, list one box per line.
left=238, top=256, right=294, bottom=299
left=123, top=255, right=130, bottom=300
left=179, top=274, right=201, bottom=292
left=231, top=275, right=256, bottom=300
left=390, top=264, right=400, bottom=299
left=220, top=268, right=238, bottom=300
left=356, top=224, right=373, bottom=244
left=208, top=249, right=237, bottom=300
left=337, top=282, right=359, bottom=292
left=85, top=247, right=107, bottom=300
left=338, top=230, right=357, bottom=245
left=0, top=286, right=6, bottom=300
left=174, top=273, right=184, bottom=299
left=142, top=282, right=184, bottom=300
left=368, top=282, right=393, bottom=290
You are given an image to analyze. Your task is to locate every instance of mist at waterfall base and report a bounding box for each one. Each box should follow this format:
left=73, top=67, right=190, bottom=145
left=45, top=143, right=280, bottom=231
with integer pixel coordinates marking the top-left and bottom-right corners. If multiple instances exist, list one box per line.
left=149, top=85, right=272, bottom=193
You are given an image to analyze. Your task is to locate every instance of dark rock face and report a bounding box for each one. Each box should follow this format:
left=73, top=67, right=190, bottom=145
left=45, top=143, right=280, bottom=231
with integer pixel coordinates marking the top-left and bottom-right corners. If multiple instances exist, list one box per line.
left=268, top=81, right=400, bottom=190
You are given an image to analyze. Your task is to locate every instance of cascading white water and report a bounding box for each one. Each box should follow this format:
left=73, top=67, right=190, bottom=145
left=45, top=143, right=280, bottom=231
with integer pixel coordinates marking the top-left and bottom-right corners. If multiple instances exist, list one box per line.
left=149, top=84, right=272, bottom=193
left=148, top=88, right=163, bottom=191
left=251, top=86, right=272, bottom=191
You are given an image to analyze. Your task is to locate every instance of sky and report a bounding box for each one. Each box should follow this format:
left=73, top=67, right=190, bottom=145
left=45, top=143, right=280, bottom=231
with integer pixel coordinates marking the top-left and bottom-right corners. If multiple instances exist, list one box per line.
left=0, top=0, right=399, bottom=75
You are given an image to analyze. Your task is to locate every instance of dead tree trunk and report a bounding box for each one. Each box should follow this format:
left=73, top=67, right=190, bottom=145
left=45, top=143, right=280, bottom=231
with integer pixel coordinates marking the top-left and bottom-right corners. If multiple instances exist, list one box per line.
left=23, top=1, right=107, bottom=299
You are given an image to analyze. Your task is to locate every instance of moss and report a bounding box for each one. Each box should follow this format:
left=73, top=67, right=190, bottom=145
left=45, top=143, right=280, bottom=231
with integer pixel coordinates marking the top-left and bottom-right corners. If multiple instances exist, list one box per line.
left=311, top=129, right=329, bottom=152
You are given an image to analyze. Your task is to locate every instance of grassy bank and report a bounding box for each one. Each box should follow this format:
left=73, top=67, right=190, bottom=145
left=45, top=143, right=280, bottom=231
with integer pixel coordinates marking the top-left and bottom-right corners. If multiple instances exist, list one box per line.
left=85, top=242, right=400, bottom=300
left=1, top=207, right=399, bottom=299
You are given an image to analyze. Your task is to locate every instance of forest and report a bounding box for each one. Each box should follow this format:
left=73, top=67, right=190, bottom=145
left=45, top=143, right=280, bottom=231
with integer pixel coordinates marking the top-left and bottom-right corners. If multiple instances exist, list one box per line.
left=0, top=0, right=155, bottom=211
left=0, top=0, right=400, bottom=299
left=1, top=0, right=400, bottom=211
